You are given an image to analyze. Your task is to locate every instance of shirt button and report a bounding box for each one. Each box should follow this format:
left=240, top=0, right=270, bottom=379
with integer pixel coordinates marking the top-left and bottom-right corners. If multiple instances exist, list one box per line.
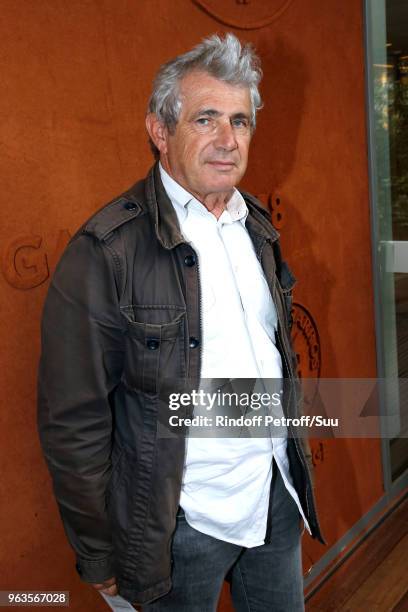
left=189, top=337, right=199, bottom=349
left=146, top=338, right=160, bottom=350
left=184, top=255, right=196, bottom=267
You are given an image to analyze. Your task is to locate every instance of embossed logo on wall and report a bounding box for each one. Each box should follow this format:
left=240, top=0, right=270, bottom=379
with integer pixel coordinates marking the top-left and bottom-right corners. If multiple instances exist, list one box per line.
left=311, top=441, right=324, bottom=467
left=291, top=303, right=321, bottom=379
left=2, top=230, right=71, bottom=290
left=193, top=0, right=293, bottom=30
left=291, top=305, right=325, bottom=516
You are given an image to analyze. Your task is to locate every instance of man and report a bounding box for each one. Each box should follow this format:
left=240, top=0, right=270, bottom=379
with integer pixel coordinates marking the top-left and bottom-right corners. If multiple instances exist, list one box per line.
left=38, top=33, right=325, bottom=611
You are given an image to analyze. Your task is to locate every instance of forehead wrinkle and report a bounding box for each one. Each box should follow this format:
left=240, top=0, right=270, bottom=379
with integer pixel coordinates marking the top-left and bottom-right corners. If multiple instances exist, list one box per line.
left=177, top=75, right=252, bottom=132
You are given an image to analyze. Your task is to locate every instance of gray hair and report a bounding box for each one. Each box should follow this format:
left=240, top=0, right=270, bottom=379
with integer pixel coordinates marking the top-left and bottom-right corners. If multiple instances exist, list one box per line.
left=147, top=33, right=263, bottom=157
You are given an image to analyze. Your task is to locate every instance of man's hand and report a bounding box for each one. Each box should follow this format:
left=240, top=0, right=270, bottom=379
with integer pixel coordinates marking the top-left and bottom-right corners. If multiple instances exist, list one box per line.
left=91, top=577, right=118, bottom=596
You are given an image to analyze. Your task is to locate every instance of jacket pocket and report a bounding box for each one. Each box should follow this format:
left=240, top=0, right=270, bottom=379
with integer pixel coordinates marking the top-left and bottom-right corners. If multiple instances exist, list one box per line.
left=121, top=311, right=186, bottom=393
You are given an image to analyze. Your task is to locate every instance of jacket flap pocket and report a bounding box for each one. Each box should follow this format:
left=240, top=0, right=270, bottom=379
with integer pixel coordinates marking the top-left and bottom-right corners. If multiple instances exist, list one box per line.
left=123, top=311, right=185, bottom=342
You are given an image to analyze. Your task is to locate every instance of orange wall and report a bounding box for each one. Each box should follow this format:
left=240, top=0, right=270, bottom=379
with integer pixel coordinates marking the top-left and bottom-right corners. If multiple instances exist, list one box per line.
left=0, top=1, right=383, bottom=610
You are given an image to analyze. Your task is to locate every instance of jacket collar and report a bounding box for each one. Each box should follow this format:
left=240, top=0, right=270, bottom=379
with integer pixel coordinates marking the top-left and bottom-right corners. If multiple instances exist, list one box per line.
left=145, top=162, right=186, bottom=250
left=144, top=161, right=280, bottom=250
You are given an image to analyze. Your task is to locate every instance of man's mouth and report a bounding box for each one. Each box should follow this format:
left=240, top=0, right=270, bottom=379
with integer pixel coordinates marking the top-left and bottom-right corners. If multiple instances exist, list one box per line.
left=206, top=161, right=236, bottom=169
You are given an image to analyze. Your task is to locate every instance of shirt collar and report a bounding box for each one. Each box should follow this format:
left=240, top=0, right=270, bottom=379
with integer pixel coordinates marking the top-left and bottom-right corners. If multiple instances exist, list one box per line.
left=159, top=162, right=248, bottom=226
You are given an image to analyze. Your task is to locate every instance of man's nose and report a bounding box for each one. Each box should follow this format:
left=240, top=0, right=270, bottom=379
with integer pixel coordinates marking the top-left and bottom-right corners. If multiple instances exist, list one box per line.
left=214, top=121, right=238, bottom=151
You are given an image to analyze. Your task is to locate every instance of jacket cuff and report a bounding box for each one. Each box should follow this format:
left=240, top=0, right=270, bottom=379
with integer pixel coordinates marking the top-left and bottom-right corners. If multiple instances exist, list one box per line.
left=75, top=554, right=116, bottom=583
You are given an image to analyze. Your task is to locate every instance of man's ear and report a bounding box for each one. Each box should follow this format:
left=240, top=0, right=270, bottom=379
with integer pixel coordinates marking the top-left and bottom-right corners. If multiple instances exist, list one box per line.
left=145, top=113, right=169, bottom=155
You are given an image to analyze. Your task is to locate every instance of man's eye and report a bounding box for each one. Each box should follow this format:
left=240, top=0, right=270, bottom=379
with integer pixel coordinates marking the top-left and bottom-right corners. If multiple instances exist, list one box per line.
left=196, top=117, right=211, bottom=125
left=232, top=118, right=249, bottom=129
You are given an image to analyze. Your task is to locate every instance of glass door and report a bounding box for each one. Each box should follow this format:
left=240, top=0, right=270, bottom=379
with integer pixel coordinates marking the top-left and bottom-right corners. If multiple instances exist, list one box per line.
left=385, top=0, right=408, bottom=479
left=366, top=0, right=408, bottom=483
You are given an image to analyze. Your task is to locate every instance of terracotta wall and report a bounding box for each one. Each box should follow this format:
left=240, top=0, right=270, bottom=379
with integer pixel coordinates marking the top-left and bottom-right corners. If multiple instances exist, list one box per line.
left=0, top=1, right=382, bottom=610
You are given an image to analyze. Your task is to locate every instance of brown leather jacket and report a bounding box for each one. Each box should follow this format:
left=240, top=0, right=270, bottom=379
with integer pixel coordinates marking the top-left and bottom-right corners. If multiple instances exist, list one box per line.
left=37, top=163, right=324, bottom=605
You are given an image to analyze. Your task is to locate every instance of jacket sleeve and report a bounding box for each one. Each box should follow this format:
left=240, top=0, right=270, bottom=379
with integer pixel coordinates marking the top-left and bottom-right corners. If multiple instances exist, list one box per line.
left=37, top=232, right=125, bottom=583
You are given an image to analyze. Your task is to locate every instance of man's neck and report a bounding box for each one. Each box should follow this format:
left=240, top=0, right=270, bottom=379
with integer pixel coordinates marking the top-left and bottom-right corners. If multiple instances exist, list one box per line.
left=199, top=191, right=234, bottom=220
left=159, top=161, right=234, bottom=220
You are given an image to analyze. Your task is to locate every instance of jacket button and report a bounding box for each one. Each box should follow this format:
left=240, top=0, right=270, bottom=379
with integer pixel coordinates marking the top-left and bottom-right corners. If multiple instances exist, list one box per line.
left=124, top=201, right=137, bottom=211
left=146, top=338, right=160, bottom=350
left=189, top=337, right=199, bottom=349
left=184, top=255, right=196, bottom=267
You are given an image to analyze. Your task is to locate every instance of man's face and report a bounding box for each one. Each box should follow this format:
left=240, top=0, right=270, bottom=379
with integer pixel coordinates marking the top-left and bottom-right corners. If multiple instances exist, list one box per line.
left=150, top=71, right=253, bottom=200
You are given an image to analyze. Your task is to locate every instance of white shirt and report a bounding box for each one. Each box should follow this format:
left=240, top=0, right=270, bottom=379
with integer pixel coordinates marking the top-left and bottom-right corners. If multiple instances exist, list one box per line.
left=160, top=164, right=311, bottom=545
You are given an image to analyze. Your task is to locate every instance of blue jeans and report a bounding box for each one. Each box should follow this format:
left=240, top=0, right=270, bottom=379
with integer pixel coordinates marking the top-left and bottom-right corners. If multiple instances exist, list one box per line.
left=143, top=463, right=305, bottom=611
